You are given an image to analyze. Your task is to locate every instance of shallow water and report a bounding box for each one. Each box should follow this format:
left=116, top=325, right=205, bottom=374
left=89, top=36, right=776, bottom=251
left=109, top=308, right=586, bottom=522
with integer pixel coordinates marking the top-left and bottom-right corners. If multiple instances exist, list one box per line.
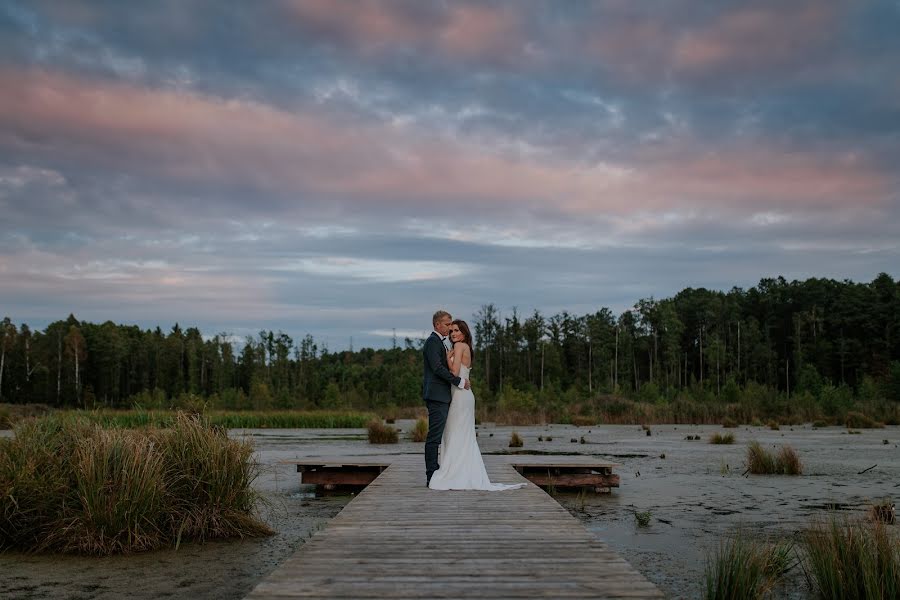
left=1, top=423, right=897, bottom=599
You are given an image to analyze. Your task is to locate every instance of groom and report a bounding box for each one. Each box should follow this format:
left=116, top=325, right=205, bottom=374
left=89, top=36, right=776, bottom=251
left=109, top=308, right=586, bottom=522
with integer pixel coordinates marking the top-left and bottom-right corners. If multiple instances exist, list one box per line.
left=423, top=310, right=470, bottom=487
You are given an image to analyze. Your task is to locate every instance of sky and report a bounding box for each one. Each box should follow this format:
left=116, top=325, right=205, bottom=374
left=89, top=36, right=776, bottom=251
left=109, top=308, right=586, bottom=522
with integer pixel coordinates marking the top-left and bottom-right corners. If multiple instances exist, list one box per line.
left=1, top=0, right=899, bottom=350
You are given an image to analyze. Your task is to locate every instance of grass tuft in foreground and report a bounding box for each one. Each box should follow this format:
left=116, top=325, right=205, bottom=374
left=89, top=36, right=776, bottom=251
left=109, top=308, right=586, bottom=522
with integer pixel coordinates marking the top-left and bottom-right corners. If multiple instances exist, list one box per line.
left=801, top=516, right=900, bottom=600
left=0, top=413, right=271, bottom=555
left=704, top=532, right=794, bottom=600
left=367, top=419, right=398, bottom=444
left=747, top=441, right=802, bottom=475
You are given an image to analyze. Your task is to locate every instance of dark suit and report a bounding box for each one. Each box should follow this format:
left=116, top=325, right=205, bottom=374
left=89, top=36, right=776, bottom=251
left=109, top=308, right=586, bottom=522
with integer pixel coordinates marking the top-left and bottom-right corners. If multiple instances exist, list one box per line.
left=422, top=332, right=462, bottom=483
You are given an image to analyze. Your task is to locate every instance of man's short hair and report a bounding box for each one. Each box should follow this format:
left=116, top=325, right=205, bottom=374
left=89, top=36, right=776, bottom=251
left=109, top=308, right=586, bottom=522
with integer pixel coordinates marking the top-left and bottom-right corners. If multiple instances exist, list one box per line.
left=432, top=310, right=451, bottom=326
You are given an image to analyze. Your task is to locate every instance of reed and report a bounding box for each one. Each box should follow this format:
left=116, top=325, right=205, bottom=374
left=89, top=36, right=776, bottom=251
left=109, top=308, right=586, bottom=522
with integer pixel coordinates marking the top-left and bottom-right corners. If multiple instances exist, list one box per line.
left=509, top=432, right=524, bottom=447
left=58, top=409, right=375, bottom=429
left=703, top=533, right=793, bottom=600
left=410, top=417, right=428, bottom=443
left=0, top=413, right=271, bottom=555
left=710, top=432, right=735, bottom=445
left=367, top=419, right=398, bottom=444
left=747, top=441, right=802, bottom=475
left=801, top=516, right=900, bottom=600
left=845, top=411, right=885, bottom=429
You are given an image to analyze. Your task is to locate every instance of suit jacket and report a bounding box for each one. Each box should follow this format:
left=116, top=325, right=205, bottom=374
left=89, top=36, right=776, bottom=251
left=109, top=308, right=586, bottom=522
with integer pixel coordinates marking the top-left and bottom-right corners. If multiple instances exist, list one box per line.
left=422, top=332, right=462, bottom=403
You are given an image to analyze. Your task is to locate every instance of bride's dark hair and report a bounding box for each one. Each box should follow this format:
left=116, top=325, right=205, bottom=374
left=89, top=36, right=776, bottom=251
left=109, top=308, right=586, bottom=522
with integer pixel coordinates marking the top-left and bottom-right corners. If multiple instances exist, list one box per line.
left=452, top=319, right=474, bottom=360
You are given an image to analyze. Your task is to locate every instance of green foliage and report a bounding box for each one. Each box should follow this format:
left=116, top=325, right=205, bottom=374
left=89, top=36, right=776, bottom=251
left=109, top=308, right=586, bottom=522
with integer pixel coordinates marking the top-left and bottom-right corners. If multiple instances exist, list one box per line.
left=634, top=510, right=652, bottom=527
left=0, top=413, right=271, bottom=554
left=802, top=517, right=900, bottom=600
left=497, top=387, right=538, bottom=414
left=636, top=382, right=661, bottom=404
left=704, top=532, right=793, bottom=600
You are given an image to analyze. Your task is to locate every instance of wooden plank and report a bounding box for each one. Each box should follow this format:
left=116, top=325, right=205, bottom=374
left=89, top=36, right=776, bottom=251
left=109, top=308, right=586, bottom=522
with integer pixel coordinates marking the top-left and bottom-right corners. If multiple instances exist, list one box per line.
left=245, top=454, right=660, bottom=599
left=521, top=472, right=620, bottom=487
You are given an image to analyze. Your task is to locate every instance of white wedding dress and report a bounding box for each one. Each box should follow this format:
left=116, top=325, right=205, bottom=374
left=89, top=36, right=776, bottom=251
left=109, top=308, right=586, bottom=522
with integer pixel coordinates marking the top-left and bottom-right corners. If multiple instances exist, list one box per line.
left=428, top=364, right=526, bottom=491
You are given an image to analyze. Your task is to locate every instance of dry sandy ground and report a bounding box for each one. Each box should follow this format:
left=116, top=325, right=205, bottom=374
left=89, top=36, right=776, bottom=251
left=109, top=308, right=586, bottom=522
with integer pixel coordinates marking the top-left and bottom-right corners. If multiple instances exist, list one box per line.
left=1, top=424, right=898, bottom=599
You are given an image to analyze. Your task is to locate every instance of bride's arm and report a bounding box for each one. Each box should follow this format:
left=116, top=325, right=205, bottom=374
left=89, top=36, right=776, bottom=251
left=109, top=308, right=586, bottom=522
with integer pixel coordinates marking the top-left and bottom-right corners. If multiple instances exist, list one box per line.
left=449, top=344, right=464, bottom=376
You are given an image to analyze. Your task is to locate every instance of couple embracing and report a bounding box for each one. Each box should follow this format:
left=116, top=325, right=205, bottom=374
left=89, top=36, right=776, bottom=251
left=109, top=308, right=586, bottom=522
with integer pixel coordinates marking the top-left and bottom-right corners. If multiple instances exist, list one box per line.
left=422, top=310, right=525, bottom=491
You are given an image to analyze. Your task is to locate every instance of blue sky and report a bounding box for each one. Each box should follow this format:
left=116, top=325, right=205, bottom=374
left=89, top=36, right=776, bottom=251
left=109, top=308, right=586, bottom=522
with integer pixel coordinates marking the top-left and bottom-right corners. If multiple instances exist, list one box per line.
left=1, top=0, right=898, bottom=350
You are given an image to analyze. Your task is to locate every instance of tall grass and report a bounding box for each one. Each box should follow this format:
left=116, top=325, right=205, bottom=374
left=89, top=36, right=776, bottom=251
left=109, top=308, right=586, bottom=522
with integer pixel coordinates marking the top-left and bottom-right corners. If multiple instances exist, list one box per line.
left=0, top=413, right=271, bottom=555
left=845, top=411, right=885, bottom=429
left=710, top=432, right=735, bottom=445
left=409, top=417, right=428, bottom=443
left=802, top=517, right=900, bottom=600
left=56, top=409, right=375, bottom=429
left=704, top=533, right=794, bottom=600
left=747, top=441, right=803, bottom=475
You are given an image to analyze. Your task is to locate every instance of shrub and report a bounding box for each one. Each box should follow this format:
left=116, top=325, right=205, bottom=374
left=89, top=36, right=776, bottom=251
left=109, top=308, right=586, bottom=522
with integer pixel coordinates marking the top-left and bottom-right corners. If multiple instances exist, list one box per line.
left=722, top=417, right=738, bottom=428
left=367, top=419, right=398, bottom=444
left=509, top=432, right=524, bottom=448
left=710, top=432, right=735, bottom=445
left=0, top=407, right=10, bottom=429
left=767, top=420, right=780, bottom=431
left=802, top=517, right=900, bottom=600
left=634, top=510, right=652, bottom=528
left=410, top=417, right=428, bottom=443
left=845, top=411, right=884, bottom=429
left=0, top=413, right=271, bottom=555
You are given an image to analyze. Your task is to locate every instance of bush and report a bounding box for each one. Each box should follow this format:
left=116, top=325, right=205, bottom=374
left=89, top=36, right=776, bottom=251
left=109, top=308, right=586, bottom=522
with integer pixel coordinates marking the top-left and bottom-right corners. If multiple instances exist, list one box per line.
left=0, top=407, right=10, bottom=429
left=722, top=417, right=739, bottom=428
left=0, top=413, right=271, bottom=554
left=710, top=432, right=735, bottom=445
left=802, top=517, right=900, bottom=600
left=509, top=432, right=524, bottom=447
left=845, top=411, right=884, bottom=429
left=367, top=419, right=398, bottom=444
left=410, top=417, right=428, bottom=442
left=767, top=420, right=780, bottom=431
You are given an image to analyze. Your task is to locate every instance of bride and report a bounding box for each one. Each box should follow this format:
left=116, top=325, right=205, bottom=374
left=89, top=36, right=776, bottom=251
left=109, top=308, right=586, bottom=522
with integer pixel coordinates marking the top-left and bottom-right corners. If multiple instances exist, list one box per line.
left=428, top=319, right=526, bottom=491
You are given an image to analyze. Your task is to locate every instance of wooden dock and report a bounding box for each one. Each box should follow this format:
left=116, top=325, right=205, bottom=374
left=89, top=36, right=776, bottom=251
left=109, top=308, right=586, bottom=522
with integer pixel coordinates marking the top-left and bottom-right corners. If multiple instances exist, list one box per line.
left=245, top=454, right=662, bottom=599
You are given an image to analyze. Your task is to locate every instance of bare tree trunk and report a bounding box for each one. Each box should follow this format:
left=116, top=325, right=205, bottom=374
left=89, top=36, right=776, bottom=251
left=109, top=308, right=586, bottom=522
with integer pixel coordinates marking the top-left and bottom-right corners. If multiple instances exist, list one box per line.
left=539, top=343, right=544, bottom=391
left=699, top=325, right=704, bottom=389
left=614, top=326, right=618, bottom=391
left=57, top=332, right=62, bottom=403
left=588, top=340, right=592, bottom=394
left=0, top=348, right=5, bottom=398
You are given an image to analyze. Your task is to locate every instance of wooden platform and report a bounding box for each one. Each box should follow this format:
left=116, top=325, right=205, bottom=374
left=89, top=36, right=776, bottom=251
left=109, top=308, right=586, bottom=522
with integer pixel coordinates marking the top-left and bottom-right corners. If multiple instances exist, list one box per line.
left=246, top=455, right=661, bottom=599
left=288, top=455, right=620, bottom=493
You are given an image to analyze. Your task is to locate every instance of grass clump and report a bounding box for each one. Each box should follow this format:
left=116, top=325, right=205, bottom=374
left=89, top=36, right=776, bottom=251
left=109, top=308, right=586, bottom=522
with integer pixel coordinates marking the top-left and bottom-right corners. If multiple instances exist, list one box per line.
left=509, top=432, right=524, bottom=448
left=845, top=411, right=885, bottom=429
left=367, top=419, right=398, bottom=444
left=0, top=413, right=271, bottom=555
left=704, top=533, right=794, bottom=600
left=634, top=510, right=652, bottom=528
left=767, top=420, right=780, bottom=431
left=747, top=441, right=802, bottom=475
left=722, top=417, right=739, bottom=428
left=801, top=517, right=900, bottom=600
left=409, top=417, right=428, bottom=442
left=710, top=432, right=735, bottom=445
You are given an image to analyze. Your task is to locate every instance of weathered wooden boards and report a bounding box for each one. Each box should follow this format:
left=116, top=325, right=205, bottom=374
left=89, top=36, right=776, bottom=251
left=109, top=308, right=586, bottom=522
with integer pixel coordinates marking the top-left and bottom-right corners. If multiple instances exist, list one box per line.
left=247, top=455, right=661, bottom=599
left=288, top=455, right=621, bottom=493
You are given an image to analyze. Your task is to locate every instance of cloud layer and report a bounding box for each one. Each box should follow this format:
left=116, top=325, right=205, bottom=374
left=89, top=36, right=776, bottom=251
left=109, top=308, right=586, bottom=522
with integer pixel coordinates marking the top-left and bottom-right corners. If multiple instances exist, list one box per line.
left=1, top=0, right=898, bottom=348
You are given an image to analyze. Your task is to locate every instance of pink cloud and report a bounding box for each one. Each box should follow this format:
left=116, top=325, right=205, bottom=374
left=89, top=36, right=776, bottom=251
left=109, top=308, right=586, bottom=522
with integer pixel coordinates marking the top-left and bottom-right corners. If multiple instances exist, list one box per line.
left=673, top=3, right=840, bottom=74
left=282, top=0, right=527, bottom=65
left=0, top=68, right=891, bottom=220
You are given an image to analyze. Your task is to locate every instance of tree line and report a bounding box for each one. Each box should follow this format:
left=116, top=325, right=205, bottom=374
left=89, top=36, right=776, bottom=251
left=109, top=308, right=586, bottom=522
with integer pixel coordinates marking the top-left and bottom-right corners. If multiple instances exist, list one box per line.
left=1, top=274, right=898, bottom=411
